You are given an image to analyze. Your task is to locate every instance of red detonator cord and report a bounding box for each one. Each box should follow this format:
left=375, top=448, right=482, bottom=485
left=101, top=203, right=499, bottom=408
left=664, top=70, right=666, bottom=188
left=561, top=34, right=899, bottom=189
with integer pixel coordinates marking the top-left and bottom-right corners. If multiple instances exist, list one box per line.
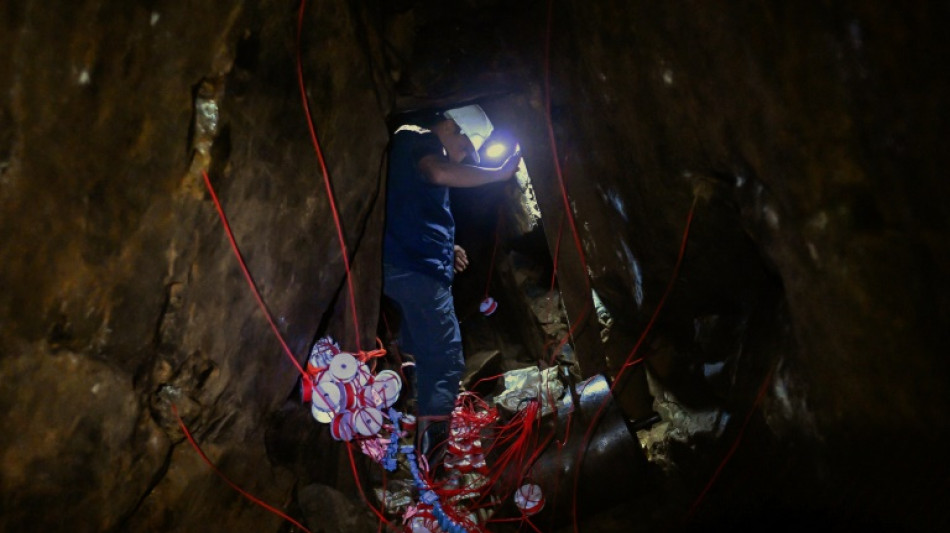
left=172, top=404, right=313, bottom=533
left=295, top=0, right=363, bottom=353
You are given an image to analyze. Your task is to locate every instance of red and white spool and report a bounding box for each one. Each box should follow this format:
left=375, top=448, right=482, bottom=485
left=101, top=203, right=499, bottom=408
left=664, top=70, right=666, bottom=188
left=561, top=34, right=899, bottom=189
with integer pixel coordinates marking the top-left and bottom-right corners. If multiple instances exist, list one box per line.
left=311, top=402, right=333, bottom=424
left=355, top=362, right=373, bottom=386
left=479, top=296, right=498, bottom=316
left=352, top=406, right=384, bottom=437
left=309, top=336, right=340, bottom=369
left=514, top=483, right=544, bottom=516
left=330, top=411, right=355, bottom=441
left=370, top=370, right=401, bottom=408
left=341, top=382, right=361, bottom=410
left=408, top=515, right=439, bottom=533
left=312, top=379, right=345, bottom=413
left=329, top=352, right=359, bottom=382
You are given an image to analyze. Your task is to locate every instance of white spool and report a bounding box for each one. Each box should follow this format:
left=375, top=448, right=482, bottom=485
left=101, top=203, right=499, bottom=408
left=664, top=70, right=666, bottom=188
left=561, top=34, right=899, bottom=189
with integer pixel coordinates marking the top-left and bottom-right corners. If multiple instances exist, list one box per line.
left=329, top=352, right=359, bottom=382
left=369, top=370, right=402, bottom=408
left=352, top=406, right=384, bottom=437
left=312, top=379, right=344, bottom=413
left=309, top=336, right=340, bottom=369
left=355, top=362, right=372, bottom=386
left=479, top=296, right=498, bottom=316
left=514, top=483, right=544, bottom=515
left=311, top=402, right=333, bottom=424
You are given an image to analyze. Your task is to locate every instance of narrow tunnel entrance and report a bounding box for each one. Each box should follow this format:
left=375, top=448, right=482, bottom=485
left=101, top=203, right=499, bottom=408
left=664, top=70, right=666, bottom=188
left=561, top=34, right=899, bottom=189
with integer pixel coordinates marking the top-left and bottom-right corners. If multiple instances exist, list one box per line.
left=373, top=100, right=655, bottom=531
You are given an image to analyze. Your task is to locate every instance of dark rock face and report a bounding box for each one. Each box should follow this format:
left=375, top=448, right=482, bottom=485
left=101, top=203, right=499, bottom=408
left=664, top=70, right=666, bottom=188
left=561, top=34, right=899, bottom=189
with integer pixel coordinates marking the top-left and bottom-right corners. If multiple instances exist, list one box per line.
left=539, top=2, right=950, bottom=529
left=2, top=1, right=388, bottom=531
left=1, top=0, right=947, bottom=531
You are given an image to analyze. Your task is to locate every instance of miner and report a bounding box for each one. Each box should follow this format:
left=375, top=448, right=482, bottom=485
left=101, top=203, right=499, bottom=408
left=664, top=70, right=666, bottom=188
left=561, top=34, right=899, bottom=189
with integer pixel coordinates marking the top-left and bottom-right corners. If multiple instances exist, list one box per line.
left=383, top=104, right=521, bottom=462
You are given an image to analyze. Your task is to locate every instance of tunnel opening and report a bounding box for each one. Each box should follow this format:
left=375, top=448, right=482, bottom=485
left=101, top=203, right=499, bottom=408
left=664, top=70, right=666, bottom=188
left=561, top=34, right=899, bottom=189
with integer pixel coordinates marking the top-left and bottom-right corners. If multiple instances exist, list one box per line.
left=365, top=97, right=674, bottom=531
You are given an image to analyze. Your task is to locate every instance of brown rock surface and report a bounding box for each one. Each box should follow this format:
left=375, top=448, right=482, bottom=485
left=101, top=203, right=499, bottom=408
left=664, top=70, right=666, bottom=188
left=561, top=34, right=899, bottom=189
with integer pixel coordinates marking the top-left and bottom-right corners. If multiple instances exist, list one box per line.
left=2, top=1, right=948, bottom=531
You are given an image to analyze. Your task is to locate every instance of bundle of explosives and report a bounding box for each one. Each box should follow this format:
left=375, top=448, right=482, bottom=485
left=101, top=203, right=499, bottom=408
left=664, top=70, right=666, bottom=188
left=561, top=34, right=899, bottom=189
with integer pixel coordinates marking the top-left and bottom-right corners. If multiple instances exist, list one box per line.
left=443, top=409, right=489, bottom=474
left=308, top=336, right=340, bottom=371
left=306, top=337, right=402, bottom=441
left=301, top=336, right=340, bottom=402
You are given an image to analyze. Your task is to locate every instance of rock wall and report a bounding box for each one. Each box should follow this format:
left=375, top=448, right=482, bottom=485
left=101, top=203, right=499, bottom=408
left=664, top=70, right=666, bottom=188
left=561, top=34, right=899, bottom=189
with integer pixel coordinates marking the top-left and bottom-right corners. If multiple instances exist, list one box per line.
left=1, top=1, right=390, bottom=531
left=544, top=0, right=950, bottom=528
left=2, top=0, right=948, bottom=531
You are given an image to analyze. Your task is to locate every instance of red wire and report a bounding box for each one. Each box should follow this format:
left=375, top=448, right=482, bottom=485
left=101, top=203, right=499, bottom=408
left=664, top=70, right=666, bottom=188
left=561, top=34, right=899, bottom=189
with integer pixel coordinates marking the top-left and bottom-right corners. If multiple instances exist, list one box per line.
left=570, top=196, right=697, bottom=533
left=344, top=441, right=391, bottom=524
left=616, top=196, right=697, bottom=375
left=549, top=214, right=564, bottom=292
left=377, top=469, right=387, bottom=533
left=546, top=305, right=590, bottom=366
left=171, top=404, right=313, bottom=533
left=541, top=0, right=595, bottom=374
left=686, top=366, right=775, bottom=520
left=469, top=372, right=507, bottom=391
left=543, top=0, right=589, bottom=290
left=201, top=170, right=307, bottom=378
left=546, top=411, right=572, bottom=520
left=488, top=514, right=545, bottom=533
left=296, top=0, right=363, bottom=353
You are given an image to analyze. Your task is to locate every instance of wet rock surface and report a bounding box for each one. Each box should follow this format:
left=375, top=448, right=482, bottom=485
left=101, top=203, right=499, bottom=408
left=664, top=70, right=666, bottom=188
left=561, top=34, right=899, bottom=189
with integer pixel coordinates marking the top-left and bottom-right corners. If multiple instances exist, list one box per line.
left=2, top=0, right=948, bottom=531
left=2, top=0, right=387, bottom=530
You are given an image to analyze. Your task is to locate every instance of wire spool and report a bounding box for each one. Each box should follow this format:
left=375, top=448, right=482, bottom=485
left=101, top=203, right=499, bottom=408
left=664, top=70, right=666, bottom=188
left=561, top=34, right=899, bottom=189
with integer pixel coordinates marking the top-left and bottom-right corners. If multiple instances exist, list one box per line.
left=408, top=514, right=439, bottom=533
left=329, top=351, right=360, bottom=382
left=311, top=403, right=333, bottom=424
left=312, top=379, right=345, bottom=413
left=370, top=370, right=402, bottom=408
left=330, top=411, right=355, bottom=441
left=309, top=336, right=340, bottom=370
left=479, top=296, right=498, bottom=316
left=352, top=406, right=384, bottom=437
left=514, top=483, right=545, bottom=516
left=341, top=382, right=360, bottom=410
left=355, top=362, right=373, bottom=386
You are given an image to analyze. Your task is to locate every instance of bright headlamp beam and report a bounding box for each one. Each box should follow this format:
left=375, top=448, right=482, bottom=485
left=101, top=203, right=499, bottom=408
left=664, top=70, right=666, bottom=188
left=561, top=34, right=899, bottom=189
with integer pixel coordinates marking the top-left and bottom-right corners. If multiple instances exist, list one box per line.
left=484, top=142, right=508, bottom=160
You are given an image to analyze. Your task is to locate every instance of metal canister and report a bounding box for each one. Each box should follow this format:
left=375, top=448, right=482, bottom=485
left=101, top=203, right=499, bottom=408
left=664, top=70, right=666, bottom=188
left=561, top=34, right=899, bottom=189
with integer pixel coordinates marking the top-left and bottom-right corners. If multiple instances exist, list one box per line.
left=499, top=374, right=649, bottom=525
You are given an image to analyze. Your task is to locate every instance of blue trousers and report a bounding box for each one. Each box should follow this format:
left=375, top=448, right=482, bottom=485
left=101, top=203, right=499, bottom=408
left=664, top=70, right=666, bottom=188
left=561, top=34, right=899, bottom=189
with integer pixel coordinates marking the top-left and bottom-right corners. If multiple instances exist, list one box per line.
left=383, top=264, right=464, bottom=419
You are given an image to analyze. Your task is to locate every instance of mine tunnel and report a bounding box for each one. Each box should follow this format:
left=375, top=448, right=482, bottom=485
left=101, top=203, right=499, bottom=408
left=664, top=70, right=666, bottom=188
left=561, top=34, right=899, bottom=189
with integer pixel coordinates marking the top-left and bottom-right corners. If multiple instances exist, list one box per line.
left=1, top=1, right=948, bottom=532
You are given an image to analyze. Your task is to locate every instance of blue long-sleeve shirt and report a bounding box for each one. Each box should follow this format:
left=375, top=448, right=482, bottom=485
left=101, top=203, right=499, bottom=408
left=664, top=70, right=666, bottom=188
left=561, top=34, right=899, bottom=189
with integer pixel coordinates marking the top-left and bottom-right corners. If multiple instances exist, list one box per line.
left=383, top=126, right=456, bottom=284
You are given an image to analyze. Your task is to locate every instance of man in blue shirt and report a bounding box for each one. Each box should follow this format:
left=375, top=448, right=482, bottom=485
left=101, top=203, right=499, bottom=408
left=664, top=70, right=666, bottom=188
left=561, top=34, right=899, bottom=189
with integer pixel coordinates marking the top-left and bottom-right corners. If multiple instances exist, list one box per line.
left=383, top=105, right=520, bottom=460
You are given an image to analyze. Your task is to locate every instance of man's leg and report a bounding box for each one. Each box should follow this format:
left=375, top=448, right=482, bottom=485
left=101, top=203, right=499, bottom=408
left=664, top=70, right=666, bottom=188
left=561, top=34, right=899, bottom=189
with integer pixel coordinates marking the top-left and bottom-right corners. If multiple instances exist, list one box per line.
left=382, top=265, right=463, bottom=466
left=383, top=265, right=463, bottom=417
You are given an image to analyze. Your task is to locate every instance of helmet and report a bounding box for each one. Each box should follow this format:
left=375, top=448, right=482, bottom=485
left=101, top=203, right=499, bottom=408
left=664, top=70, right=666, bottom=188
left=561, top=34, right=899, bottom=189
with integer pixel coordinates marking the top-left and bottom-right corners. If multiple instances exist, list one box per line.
left=443, top=105, right=493, bottom=163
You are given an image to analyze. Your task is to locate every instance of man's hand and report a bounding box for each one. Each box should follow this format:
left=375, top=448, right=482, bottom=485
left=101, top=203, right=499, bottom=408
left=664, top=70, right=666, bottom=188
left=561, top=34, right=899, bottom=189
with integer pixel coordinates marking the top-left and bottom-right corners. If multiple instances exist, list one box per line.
left=454, top=245, right=469, bottom=273
left=501, top=150, right=522, bottom=177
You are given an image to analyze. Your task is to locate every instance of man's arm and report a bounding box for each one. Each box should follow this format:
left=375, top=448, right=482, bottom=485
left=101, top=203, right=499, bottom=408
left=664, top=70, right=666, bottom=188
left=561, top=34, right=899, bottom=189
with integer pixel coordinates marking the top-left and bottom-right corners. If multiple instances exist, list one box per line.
left=419, top=152, right=521, bottom=188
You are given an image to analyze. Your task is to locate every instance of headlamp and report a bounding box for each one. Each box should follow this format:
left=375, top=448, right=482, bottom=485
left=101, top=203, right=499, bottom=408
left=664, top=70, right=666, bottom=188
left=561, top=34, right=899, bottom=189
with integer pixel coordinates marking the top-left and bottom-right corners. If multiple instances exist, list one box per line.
left=478, top=130, right=519, bottom=165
